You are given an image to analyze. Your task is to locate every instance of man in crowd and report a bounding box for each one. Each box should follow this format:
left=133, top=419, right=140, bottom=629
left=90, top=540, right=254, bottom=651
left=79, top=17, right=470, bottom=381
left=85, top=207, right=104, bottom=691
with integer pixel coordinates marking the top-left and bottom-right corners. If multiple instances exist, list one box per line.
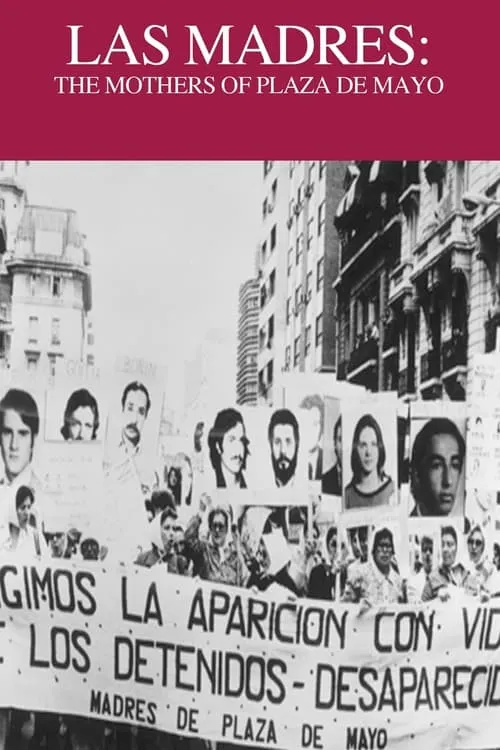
left=407, top=535, right=434, bottom=602
left=410, top=417, right=466, bottom=516
left=299, top=394, right=324, bottom=481
left=207, top=408, right=249, bottom=488
left=60, top=388, right=100, bottom=441
left=322, top=416, right=342, bottom=496
left=268, top=408, right=300, bottom=488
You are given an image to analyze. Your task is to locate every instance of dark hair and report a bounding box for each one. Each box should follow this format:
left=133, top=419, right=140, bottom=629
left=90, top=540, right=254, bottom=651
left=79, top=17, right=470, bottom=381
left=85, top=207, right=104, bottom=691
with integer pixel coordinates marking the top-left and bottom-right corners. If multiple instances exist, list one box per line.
left=208, top=507, right=229, bottom=531
left=194, top=421, right=205, bottom=453
left=372, top=527, right=394, bottom=557
left=151, top=489, right=176, bottom=513
left=60, top=388, right=100, bottom=440
left=268, top=409, right=299, bottom=445
left=441, top=525, right=457, bottom=545
left=467, top=524, right=485, bottom=544
left=494, top=543, right=500, bottom=560
left=0, top=389, right=39, bottom=438
left=421, top=535, right=433, bottom=551
left=350, top=414, right=386, bottom=483
left=326, top=526, right=338, bottom=548
left=80, top=538, right=100, bottom=561
left=160, top=507, right=178, bottom=525
left=411, top=418, right=465, bottom=490
left=15, top=485, right=34, bottom=510
left=334, top=415, right=342, bottom=442
left=299, top=394, right=324, bottom=434
left=208, top=408, right=249, bottom=477
left=121, top=381, right=151, bottom=416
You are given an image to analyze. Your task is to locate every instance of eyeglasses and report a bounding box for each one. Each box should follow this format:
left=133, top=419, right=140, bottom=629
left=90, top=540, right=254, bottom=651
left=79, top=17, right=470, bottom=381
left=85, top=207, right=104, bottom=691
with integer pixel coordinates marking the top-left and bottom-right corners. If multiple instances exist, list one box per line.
left=211, top=523, right=227, bottom=532
left=377, top=544, right=393, bottom=553
left=468, top=539, right=483, bottom=548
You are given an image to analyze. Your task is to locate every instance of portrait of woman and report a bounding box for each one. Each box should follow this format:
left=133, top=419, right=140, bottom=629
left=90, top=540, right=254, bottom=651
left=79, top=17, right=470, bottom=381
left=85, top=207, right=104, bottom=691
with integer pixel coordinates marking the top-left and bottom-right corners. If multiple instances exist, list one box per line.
left=344, top=413, right=395, bottom=510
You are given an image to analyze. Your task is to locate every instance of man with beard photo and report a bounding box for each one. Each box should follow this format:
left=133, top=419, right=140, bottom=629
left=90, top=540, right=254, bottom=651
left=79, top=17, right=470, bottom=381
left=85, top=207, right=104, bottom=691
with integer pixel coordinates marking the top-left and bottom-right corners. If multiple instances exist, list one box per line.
left=119, top=381, right=151, bottom=457
left=207, top=408, right=249, bottom=488
left=268, top=408, right=300, bottom=488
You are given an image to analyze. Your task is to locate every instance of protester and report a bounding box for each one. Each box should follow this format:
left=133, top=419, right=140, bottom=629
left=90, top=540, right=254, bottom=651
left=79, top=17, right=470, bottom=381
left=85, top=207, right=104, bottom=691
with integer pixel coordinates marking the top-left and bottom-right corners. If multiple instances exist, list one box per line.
left=136, top=507, right=189, bottom=574
left=344, top=414, right=394, bottom=509
left=1, top=485, right=48, bottom=559
left=184, top=495, right=248, bottom=586
left=464, top=524, right=495, bottom=597
left=342, top=527, right=406, bottom=605
left=308, top=525, right=349, bottom=600
left=407, top=535, right=434, bottom=602
left=60, top=388, right=100, bottom=441
left=422, top=525, right=468, bottom=601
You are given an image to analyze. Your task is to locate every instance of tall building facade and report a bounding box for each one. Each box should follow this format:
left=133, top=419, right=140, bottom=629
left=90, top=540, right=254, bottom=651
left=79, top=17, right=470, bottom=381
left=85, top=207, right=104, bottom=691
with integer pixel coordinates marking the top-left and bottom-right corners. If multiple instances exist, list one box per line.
left=334, top=160, right=500, bottom=400
left=257, top=160, right=346, bottom=405
left=236, top=277, right=259, bottom=405
left=0, top=162, right=93, bottom=376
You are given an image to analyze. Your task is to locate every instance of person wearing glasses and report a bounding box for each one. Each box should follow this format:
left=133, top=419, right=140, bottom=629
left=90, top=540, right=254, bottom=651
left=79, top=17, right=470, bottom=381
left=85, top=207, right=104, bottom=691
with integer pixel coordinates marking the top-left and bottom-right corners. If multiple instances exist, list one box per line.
left=422, top=525, right=468, bottom=602
left=184, top=494, right=248, bottom=586
left=342, top=527, right=406, bottom=605
left=464, top=525, right=495, bottom=597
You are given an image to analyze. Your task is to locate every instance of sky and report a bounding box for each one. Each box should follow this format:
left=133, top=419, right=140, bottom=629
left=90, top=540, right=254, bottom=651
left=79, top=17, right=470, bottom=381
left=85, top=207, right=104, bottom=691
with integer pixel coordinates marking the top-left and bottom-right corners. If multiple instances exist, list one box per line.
left=26, top=161, right=262, bottom=399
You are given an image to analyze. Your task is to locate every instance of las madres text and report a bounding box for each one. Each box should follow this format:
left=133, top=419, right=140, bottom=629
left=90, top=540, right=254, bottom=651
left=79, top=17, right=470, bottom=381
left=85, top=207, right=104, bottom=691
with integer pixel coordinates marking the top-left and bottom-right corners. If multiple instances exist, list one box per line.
left=65, top=24, right=426, bottom=67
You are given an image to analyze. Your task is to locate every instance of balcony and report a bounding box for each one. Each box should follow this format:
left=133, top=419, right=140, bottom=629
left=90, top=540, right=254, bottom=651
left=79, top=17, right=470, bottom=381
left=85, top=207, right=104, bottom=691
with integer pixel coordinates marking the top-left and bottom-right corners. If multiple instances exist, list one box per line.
left=347, top=337, right=378, bottom=380
left=420, top=349, right=441, bottom=387
left=411, top=211, right=474, bottom=283
left=441, top=334, right=467, bottom=376
left=383, top=355, right=399, bottom=391
left=398, top=368, right=416, bottom=399
left=382, top=319, right=398, bottom=357
left=341, top=200, right=400, bottom=269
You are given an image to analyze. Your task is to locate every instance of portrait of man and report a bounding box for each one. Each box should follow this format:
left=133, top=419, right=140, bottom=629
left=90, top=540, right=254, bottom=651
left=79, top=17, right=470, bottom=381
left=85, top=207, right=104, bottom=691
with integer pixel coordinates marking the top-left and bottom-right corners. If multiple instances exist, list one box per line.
left=410, top=417, right=466, bottom=517
left=119, top=381, right=151, bottom=457
left=322, top=416, right=342, bottom=496
left=207, top=408, right=249, bottom=488
left=60, top=388, right=100, bottom=441
left=268, top=408, right=300, bottom=488
left=0, top=389, right=40, bottom=488
left=299, top=393, right=324, bottom=481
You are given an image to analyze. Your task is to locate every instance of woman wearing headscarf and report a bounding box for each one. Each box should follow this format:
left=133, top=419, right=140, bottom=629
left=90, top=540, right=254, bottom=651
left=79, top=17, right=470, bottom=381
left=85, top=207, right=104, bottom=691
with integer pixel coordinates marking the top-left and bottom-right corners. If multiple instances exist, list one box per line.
left=464, top=524, right=495, bottom=597
left=342, top=527, right=406, bottom=606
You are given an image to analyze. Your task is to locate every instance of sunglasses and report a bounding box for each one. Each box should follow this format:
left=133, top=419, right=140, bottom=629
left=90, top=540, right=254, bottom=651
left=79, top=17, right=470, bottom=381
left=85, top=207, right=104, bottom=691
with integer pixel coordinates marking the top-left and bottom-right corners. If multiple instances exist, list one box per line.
left=468, top=539, right=483, bottom=547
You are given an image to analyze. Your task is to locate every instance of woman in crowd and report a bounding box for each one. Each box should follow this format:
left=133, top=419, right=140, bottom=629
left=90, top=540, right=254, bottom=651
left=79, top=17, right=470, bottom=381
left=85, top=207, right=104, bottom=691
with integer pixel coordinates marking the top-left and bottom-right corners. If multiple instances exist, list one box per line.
left=308, top=525, right=350, bottom=601
left=422, top=525, right=468, bottom=602
left=342, top=527, right=406, bottom=605
left=136, top=506, right=190, bottom=575
left=345, top=414, right=394, bottom=510
left=2, top=486, right=48, bottom=559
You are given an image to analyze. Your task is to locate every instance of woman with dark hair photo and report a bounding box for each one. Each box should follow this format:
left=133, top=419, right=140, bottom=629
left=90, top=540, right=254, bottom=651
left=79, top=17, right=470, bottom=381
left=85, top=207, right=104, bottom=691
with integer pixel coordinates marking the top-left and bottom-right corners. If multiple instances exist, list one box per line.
left=345, top=413, right=395, bottom=510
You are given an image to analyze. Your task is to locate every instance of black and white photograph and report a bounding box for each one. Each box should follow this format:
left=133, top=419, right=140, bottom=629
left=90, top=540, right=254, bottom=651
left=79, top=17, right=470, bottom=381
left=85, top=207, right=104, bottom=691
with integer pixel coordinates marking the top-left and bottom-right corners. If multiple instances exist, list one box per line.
left=321, top=396, right=342, bottom=497
left=409, top=402, right=467, bottom=518
left=342, top=395, right=398, bottom=511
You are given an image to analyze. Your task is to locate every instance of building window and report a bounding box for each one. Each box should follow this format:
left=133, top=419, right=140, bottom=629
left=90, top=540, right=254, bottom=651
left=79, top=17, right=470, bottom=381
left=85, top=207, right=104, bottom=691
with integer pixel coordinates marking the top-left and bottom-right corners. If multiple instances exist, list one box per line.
left=308, top=163, right=315, bottom=189
left=270, top=225, right=277, bottom=250
left=294, top=336, right=301, bottom=366
left=287, top=248, right=293, bottom=276
left=261, top=241, right=267, bottom=264
left=286, top=297, right=292, bottom=325
left=266, top=360, right=273, bottom=384
left=318, top=201, right=326, bottom=236
left=305, top=326, right=312, bottom=357
left=267, top=315, right=274, bottom=346
left=87, top=332, right=95, bottom=346
left=30, top=274, right=37, bottom=296
left=295, top=284, right=303, bottom=312
left=26, top=355, right=38, bottom=372
left=316, top=314, right=323, bottom=346
left=28, top=316, right=38, bottom=344
left=296, top=233, right=304, bottom=265
left=269, top=270, right=276, bottom=297
left=52, top=275, right=62, bottom=298
left=306, top=271, right=313, bottom=300
left=51, top=318, right=61, bottom=345
left=297, top=182, right=304, bottom=207
left=48, top=354, right=57, bottom=377
left=319, top=161, right=327, bottom=179
left=271, top=179, right=278, bottom=207
left=285, top=346, right=291, bottom=369
left=307, top=218, right=314, bottom=250
left=317, top=257, right=324, bottom=292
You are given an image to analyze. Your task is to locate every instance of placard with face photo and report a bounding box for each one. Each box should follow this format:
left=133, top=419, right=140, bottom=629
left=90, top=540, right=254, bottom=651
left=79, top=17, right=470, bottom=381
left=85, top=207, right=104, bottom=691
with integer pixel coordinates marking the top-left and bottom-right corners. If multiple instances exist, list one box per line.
left=158, top=436, right=197, bottom=509
left=199, top=405, right=310, bottom=496
left=341, top=393, right=398, bottom=513
left=103, top=357, right=165, bottom=499
left=409, top=401, right=466, bottom=519
left=321, top=396, right=342, bottom=498
left=43, top=374, right=107, bottom=444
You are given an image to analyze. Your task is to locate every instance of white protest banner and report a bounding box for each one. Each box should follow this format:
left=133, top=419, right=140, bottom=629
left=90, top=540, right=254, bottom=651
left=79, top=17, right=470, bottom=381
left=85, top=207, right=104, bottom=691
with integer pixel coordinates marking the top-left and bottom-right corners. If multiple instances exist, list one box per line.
left=2, top=559, right=500, bottom=749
